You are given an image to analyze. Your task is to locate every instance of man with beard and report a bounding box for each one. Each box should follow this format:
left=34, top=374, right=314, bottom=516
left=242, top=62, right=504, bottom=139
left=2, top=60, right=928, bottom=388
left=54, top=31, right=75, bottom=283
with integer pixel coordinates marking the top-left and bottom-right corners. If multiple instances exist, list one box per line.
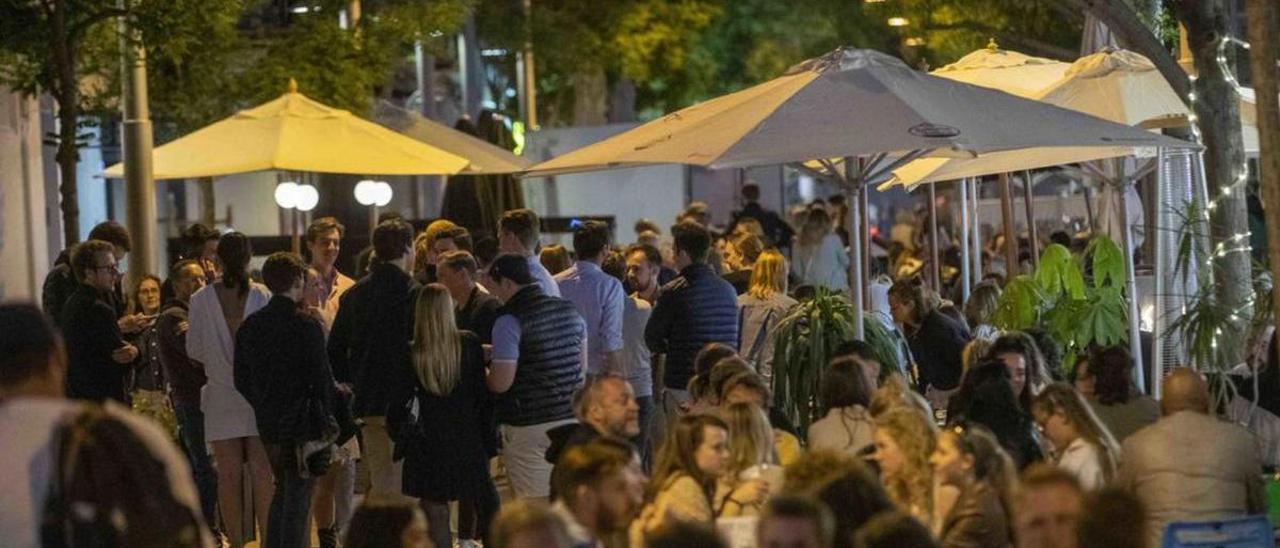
left=550, top=437, right=646, bottom=548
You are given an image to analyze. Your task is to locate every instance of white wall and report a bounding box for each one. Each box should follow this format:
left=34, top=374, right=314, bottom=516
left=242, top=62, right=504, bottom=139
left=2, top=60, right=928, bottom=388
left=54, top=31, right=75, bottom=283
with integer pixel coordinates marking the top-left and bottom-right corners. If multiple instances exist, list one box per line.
left=212, top=171, right=282, bottom=236
left=522, top=124, right=687, bottom=248
left=0, top=88, right=50, bottom=301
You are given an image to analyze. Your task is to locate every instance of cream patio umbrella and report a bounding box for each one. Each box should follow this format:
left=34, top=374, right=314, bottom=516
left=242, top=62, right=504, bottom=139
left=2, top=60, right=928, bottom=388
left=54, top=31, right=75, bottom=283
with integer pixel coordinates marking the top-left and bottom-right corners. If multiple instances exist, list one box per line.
left=887, top=48, right=1199, bottom=385
left=931, top=39, right=1071, bottom=98
left=525, top=47, right=1192, bottom=340
left=103, top=80, right=469, bottom=179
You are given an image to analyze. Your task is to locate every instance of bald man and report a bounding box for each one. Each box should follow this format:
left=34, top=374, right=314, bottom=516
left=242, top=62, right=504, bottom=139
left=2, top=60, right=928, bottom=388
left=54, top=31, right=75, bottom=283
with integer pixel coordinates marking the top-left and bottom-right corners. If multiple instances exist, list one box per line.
left=1115, top=367, right=1265, bottom=547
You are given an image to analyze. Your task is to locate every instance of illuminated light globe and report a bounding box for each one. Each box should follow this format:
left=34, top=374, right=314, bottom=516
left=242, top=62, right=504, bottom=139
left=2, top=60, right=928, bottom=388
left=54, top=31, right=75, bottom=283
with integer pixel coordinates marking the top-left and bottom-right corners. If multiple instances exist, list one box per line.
left=295, top=184, right=319, bottom=212
left=274, top=182, right=299, bottom=208
left=354, top=179, right=379, bottom=206
left=374, top=181, right=393, bottom=207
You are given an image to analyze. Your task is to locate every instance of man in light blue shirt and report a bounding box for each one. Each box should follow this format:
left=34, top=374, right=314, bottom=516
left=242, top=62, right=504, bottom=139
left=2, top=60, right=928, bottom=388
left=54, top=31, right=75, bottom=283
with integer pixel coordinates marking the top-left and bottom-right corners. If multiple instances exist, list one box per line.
left=498, top=208, right=561, bottom=297
left=556, top=220, right=625, bottom=374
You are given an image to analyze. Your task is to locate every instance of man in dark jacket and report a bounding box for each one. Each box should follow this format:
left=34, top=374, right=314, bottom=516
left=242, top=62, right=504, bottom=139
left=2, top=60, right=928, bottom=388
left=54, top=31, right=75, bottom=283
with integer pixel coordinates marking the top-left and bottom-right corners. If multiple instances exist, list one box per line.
left=726, top=183, right=794, bottom=251
left=645, top=221, right=739, bottom=418
left=437, top=250, right=500, bottom=344
left=156, top=259, right=217, bottom=532
left=486, top=254, right=587, bottom=499
left=234, top=252, right=337, bottom=548
left=43, top=221, right=144, bottom=330
left=327, top=218, right=417, bottom=501
left=59, top=239, right=138, bottom=402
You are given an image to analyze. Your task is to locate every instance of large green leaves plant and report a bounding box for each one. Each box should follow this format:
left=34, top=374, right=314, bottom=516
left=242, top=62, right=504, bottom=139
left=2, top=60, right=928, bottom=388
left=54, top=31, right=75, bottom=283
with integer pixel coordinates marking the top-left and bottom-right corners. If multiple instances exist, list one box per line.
left=993, top=237, right=1129, bottom=376
left=771, top=289, right=856, bottom=436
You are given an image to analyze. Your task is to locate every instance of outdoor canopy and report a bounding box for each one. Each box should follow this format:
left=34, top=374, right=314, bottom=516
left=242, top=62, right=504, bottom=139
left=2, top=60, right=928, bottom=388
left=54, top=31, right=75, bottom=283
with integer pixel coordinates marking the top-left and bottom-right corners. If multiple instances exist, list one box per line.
left=524, top=48, right=1191, bottom=179
left=372, top=101, right=532, bottom=175
left=888, top=48, right=1193, bottom=188
left=103, top=80, right=469, bottom=180
left=928, top=40, right=1070, bottom=99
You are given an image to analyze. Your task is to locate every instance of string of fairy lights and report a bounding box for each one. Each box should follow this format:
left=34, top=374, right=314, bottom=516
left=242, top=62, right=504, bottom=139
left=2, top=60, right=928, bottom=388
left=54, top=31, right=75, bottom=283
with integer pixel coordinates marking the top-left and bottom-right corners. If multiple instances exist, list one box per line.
left=1184, top=34, right=1259, bottom=334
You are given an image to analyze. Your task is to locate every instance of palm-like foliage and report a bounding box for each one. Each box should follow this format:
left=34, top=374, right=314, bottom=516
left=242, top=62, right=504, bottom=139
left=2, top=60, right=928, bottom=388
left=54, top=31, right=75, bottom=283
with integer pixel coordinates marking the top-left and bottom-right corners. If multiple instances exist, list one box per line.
left=771, top=289, right=856, bottom=437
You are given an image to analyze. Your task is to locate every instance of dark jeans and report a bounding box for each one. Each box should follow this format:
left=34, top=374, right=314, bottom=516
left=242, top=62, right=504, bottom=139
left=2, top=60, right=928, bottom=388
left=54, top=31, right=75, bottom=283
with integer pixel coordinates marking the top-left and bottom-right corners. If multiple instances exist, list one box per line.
left=635, top=395, right=655, bottom=470
left=174, top=403, right=218, bottom=531
left=266, top=444, right=317, bottom=548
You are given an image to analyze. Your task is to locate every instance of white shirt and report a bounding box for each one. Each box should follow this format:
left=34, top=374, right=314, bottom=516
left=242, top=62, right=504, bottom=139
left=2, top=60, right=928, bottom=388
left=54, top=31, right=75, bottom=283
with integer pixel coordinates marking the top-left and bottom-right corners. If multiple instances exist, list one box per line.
left=0, top=398, right=211, bottom=548
left=1057, top=437, right=1107, bottom=490
left=527, top=256, right=561, bottom=297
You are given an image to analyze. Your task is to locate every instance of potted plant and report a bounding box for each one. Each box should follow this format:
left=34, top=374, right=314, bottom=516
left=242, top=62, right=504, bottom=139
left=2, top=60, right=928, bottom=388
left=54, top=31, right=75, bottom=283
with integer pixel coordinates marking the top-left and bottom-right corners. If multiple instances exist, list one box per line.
left=771, top=289, right=906, bottom=436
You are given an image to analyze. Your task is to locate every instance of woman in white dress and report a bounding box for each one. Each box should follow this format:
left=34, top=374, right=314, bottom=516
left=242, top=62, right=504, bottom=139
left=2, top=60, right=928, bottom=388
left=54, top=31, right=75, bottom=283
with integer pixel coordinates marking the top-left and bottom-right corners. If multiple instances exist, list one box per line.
left=791, top=207, right=849, bottom=292
left=186, top=232, right=274, bottom=546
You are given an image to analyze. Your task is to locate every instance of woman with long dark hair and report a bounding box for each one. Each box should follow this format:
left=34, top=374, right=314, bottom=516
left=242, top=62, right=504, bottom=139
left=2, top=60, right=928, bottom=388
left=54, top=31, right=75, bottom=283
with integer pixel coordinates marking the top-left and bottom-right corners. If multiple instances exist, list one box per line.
left=186, top=232, right=274, bottom=546
left=392, top=284, right=498, bottom=548
left=1083, top=346, right=1159, bottom=443
left=1032, top=383, right=1121, bottom=490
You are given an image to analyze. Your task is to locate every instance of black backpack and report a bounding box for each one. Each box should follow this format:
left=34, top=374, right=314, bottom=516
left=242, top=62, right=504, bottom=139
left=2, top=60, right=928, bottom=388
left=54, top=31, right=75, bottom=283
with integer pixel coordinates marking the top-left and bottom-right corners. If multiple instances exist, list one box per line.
left=40, top=403, right=207, bottom=548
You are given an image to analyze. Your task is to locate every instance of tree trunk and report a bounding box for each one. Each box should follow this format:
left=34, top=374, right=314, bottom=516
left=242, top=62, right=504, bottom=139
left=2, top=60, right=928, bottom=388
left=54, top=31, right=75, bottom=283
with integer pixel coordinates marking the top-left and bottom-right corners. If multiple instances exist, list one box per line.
left=571, top=68, right=607, bottom=126
left=51, top=0, right=80, bottom=247
left=608, top=76, right=636, bottom=124
left=1244, top=0, right=1280, bottom=365
left=1175, top=0, right=1254, bottom=367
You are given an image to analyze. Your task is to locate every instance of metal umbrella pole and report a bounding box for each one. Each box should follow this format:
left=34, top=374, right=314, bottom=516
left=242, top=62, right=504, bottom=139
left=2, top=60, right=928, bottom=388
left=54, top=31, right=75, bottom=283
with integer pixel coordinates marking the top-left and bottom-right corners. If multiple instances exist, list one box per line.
left=929, top=182, right=941, bottom=292
left=1118, top=173, right=1146, bottom=395
left=959, top=177, right=972, bottom=301
left=844, top=157, right=865, bottom=341
left=1023, top=170, right=1040, bottom=266
left=971, top=178, right=983, bottom=286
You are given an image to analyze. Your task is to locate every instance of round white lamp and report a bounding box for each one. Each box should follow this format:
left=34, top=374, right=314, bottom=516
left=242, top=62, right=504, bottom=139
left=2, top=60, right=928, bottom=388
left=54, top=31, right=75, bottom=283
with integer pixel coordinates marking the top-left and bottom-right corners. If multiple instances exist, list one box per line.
left=274, top=181, right=299, bottom=209
left=354, top=179, right=379, bottom=206
left=374, top=181, right=393, bottom=207
left=295, top=184, right=319, bottom=212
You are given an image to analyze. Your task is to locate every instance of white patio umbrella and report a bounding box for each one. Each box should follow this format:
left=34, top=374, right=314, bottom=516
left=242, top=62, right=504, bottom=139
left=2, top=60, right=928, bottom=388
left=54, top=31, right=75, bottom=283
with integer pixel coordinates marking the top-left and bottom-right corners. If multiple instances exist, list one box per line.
left=525, top=47, right=1192, bottom=340
left=931, top=39, right=1071, bottom=98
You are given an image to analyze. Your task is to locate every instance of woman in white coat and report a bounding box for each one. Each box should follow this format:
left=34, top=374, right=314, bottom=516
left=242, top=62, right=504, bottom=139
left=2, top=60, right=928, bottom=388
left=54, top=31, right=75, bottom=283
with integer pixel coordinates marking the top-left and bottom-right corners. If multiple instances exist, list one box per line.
left=186, top=232, right=274, bottom=546
left=792, top=207, right=849, bottom=292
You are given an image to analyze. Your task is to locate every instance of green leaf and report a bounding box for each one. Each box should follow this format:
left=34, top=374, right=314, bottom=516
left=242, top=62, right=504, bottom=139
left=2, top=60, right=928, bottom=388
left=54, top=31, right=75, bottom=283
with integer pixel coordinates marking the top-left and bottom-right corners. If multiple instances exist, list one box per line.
left=1085, top=235, right=1126, bottom=290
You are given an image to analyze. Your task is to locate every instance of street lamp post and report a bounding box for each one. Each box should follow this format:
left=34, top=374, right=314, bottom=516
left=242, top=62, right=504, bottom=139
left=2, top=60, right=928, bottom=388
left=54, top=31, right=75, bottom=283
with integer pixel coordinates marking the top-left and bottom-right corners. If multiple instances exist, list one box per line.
left=275, top=181, right=319, bottom=253
left=354, top=180, right=393, bottom=235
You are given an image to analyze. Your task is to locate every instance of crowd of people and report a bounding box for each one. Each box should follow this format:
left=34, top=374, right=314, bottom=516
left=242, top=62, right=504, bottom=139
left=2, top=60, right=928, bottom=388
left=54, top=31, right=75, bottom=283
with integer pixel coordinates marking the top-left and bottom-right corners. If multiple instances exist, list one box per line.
left=0, top=181, right=1272, bottom=548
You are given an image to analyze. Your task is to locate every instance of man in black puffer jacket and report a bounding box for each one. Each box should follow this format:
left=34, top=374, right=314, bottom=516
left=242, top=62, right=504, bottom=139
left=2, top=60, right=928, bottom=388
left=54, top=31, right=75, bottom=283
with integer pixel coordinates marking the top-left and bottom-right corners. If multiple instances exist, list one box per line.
left=645, top=220, right=739, bottom=420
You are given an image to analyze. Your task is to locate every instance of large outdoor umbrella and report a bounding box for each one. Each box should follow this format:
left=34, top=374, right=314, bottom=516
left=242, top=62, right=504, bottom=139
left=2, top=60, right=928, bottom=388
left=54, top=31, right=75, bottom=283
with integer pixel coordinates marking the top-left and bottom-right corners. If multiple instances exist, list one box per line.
left=103, top=80, right=469, bottom=179
left=930, top=40, right=1070, bottom=99
left=525, top=47, right=1191, bottom=340
left=888, top=48, right=1198, bottom=389
left=371, top=101, right=532, bottom=175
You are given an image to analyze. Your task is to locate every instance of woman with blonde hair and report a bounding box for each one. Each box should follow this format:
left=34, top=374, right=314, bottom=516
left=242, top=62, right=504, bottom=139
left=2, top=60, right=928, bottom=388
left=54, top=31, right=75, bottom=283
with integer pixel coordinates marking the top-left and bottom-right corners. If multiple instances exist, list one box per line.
left=392, top=284, right=497, bottom=548
left=963, top=282, right=1001, bottom=340
left=873, top=406, right=939, bottom=525
left=792, top=208, right=849, bottom=291
left=719, top=402, right=780, bottom=517
left=737, top=249, right=798, bottom=380
left=1031, top=383, right=1121, bottom=490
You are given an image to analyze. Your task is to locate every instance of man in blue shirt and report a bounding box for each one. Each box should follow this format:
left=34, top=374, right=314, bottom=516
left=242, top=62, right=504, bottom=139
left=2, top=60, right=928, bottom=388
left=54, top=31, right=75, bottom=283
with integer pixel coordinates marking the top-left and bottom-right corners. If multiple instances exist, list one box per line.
left=498, top=209, right=561, bottom=297
left=486, top=254, right=586, bottom=499
left=556, top=221, right=625, bottom=375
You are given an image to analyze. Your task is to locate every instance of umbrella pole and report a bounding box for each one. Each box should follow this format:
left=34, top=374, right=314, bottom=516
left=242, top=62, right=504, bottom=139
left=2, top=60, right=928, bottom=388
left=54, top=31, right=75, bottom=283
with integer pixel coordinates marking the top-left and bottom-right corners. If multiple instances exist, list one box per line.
left=845, top=156, right=865, bottom=341
left=1119, top=176, right=1146, bottom=395
left=1083, top=184, right=1097, bottom=233
left=999, top=173, right=1020, bottom=283
left=290, top=208, right=300, bottom=254
left=370, top=204, right=380, bottom=238
left=929, top=182, right=941, bottom=293
left=971, top=178, right=983, bottom=286
left=959, top=177, right=971, bottom=302
left=1023, top=170, right=1040, bottom=266
left=861, top=166, right=872, bottom=304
